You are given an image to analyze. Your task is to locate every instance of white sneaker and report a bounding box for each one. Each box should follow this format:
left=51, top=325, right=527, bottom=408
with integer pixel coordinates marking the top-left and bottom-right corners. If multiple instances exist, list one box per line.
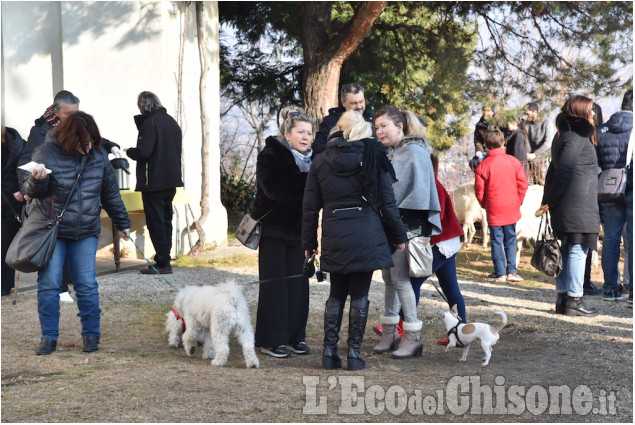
left=59, top=291, right=74, bottom=304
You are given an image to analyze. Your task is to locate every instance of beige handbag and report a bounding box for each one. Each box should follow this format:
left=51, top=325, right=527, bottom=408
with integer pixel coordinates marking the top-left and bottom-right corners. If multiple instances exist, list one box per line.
left=407, top=236, right=433, bottom=277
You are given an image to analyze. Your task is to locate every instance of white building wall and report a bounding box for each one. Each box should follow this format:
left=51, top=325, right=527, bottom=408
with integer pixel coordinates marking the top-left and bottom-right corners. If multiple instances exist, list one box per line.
left=1, top=1, right=226, bottom=259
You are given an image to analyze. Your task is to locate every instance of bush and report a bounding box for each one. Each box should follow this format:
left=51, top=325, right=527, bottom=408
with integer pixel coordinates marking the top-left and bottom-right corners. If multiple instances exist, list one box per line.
left=221, top=174, right=256, bottom=215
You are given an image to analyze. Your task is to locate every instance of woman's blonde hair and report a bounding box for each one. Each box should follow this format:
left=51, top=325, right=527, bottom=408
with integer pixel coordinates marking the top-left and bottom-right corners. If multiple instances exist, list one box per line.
left=279, top=106, right=313, bottom=138
left=373, top=105, right=427, bottom=139
left=335, top=110, right=372, bottom=142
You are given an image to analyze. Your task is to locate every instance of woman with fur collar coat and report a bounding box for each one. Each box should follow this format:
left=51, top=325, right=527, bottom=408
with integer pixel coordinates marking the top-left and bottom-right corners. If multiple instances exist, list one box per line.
left=539, top=95, right=601, bottom=317
left=252, top=107, right=313, bottom=359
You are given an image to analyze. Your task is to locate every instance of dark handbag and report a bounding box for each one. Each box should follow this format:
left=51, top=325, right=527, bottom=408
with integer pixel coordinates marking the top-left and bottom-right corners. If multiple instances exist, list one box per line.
left=5, top=157, right=87, bottom=272
left=597, top=168, right=627, bottom=202
left=235, top=209, right=273, bottom=250
left=530, top=211, right=563, bottom=278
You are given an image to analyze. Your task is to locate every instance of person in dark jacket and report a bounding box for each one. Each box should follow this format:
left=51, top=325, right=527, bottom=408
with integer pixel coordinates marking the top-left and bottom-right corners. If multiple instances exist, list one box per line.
left=304, top=110, right=406, bottom=370
left=473, top=104, right=494, bottom=157
left=312, top=83, right=374, bottom=157
left=253, top=107, right=314, bottom=359
left=1, top=125, right=25, bottom=296
left=22, top=112, right=131, bottom=355
left=596, top=89, right=632, bottom=301
left=127, top=91, right=183, bottom=275
left=18, top=90, right=122, bottom=303
left=504, top=118, right=530, bottom=178
left=539, top=95, right=601, bottom=317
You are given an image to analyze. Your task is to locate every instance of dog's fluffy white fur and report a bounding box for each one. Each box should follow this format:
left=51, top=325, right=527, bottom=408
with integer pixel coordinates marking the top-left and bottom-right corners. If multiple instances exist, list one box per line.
left=165, top=281, right=259, bottom=368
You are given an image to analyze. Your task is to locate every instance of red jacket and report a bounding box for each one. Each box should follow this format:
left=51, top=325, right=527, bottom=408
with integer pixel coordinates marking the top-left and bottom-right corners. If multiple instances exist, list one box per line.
left=431, top=178, right=463, bottom=244
left=474, top=148, right=528, bottom=226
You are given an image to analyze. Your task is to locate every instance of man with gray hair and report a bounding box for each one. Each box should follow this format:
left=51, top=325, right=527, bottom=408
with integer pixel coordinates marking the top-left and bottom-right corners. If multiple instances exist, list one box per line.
left=17, top=89, right=122, bottom=303
left=127, top=91, right=183, bottom=275
left=312, top=82, right=374, bottom=156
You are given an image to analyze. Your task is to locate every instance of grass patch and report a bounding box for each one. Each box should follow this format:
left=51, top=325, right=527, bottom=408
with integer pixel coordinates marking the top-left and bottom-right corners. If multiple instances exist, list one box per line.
left=173, top=253, right=258, bottom=268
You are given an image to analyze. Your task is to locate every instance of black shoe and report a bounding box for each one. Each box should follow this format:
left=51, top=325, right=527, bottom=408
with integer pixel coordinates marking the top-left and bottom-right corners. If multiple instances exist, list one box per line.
left=288, top=342, right=310, bottom=355
left=565, top=296, right=599, bottom=316
left=583, top=282, right=603, bottom=296
left=35, top=338, right=57, bottom=355
left=82, top=335, right=100, bottom=352
left=260, top=345, right=291, bottom=358
left=555, top=292, right=568, bottom=315
left=140, top=264, right=173, bottom=275
left=602, top=291, right=623, bottom=301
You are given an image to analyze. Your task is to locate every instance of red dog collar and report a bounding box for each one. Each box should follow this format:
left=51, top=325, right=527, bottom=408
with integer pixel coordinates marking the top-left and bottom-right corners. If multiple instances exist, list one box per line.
left=171, top=307, right=186, bottom=332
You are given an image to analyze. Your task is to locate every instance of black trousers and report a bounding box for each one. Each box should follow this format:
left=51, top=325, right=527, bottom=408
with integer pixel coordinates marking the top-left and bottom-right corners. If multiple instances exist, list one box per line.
left=329, top=271, right=373, bottom=303
left=142, top=188, right=176, bottom=266
left=255, top=236, right=309, bottom=347
left=1, top=215, right=20, bottom=295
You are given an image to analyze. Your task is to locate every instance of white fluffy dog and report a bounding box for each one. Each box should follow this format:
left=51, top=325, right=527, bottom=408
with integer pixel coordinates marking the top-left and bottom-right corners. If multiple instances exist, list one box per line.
left=165, top=281, right=259, bottom=368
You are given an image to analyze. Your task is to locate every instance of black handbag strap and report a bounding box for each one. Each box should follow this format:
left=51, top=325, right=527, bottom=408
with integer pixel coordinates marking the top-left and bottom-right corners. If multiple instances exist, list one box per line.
left=56, top=156, right=89, bottom=222
left=536, top=211, right=555, bottom=242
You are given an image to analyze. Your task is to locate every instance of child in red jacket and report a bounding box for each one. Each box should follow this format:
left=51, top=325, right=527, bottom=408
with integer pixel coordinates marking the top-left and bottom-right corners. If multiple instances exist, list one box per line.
left=475, top=127, right=528, bottom=282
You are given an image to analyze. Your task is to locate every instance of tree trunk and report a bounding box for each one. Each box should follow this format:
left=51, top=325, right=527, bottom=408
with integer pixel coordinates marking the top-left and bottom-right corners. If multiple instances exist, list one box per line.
left=298, top=1, right=387, bottom=122
left=189, top=0, right=210, bottom=257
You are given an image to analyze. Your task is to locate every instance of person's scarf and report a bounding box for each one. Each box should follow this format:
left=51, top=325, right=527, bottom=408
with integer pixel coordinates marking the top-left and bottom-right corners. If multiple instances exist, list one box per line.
left=42, top=105, right=61, bottom=127
left=359, top=138, right=396, bottom=210
left=281, top=138, right=312, bottom=172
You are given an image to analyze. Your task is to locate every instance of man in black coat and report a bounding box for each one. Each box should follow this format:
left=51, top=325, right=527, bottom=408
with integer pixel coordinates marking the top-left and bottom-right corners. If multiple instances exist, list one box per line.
left=469, top=104, right=494, bottom=171
left=127, top=91, right=183, bottom=274
left=2, top=125, right=25, bottom=296
left=312, top=83, right=374, bottom=156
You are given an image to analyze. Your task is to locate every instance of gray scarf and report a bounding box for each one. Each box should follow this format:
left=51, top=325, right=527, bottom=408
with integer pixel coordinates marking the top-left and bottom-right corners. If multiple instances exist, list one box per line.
left=281, top=138, right=312, bottom=172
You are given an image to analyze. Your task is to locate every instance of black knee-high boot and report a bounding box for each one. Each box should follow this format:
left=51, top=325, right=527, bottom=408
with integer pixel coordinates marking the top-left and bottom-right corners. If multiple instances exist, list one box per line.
left=323, top=297, right=344, bottom=369
left=347, top=296, right=369, bottom=371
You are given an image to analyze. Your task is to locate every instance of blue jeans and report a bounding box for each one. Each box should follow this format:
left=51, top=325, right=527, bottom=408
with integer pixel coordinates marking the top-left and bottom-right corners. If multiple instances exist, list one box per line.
left=489, top=224, right=517, bottom=276
left=600, top=201, right=628, bottom=293
left=626, top=185, right=633, bottom=293
left=556, top=243, right=588, bottom=298
left=407, top=246, right=467, bottom=323
left=38, top=237, right=100, bottom=340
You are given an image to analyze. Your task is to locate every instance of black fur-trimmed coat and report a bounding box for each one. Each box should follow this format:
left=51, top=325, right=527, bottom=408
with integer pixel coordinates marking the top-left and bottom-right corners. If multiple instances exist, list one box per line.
left=542, top=114, right=600, bottom=238
left=251, top=136, right=308, bottom=238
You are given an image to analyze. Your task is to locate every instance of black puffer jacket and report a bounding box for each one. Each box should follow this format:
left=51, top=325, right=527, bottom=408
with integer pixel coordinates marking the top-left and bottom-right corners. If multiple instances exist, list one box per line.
left=18, top=116, right=120, bottom=182
left=542, top=114, right=600, bottom=238
left=22, top=133, right=130, bottom=239
left=127, top=108, right=183, bottom=192
left=303, top=135, right=407, bottom=274
left=1, top=127, right=25, bottom=220
left=251, top=136, right=308, bottom=238
left=596, top=110, right=632, bottom=170
left=313, top=107, right=374, bottom=156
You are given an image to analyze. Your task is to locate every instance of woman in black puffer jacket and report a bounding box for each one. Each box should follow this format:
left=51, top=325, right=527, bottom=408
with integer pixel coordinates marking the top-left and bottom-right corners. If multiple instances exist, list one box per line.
left=303, top=110, right=407, bottom=371
left=22, top=112, right=130, bottom=355
left=539, top=95, right=600, bottom=317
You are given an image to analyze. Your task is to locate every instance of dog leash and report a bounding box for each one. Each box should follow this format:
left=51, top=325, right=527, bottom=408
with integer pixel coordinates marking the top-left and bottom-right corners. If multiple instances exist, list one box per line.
left=130, top=237, right=180, bottom=292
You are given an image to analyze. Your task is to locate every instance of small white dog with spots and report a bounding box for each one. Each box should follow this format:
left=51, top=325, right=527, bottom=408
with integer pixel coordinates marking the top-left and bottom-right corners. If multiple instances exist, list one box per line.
left=439, top=305, right=507, bottom=366
left=165, top=281, right=259, bottom=368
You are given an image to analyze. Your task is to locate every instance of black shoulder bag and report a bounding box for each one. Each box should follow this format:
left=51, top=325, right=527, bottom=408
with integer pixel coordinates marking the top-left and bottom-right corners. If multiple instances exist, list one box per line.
left=530, top=211, right=563, bottom=278
left=6, top=157, right=88, bottom=273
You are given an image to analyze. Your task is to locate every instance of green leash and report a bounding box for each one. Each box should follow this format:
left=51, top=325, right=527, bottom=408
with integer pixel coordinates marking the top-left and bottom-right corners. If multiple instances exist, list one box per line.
left=130, top=237, right=180, bottom=292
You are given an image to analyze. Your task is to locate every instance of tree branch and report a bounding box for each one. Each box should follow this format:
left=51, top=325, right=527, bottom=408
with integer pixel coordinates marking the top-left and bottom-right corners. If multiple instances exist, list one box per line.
left=530, top=6, right=573, bottom=68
